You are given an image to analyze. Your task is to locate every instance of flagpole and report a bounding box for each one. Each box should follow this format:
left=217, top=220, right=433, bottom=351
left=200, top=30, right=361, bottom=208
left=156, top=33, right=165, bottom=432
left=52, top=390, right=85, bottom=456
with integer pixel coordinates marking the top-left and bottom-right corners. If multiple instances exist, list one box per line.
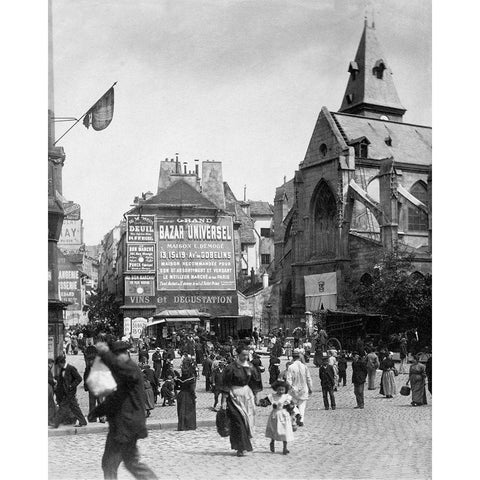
left=53, top=81, right=117, bottom=146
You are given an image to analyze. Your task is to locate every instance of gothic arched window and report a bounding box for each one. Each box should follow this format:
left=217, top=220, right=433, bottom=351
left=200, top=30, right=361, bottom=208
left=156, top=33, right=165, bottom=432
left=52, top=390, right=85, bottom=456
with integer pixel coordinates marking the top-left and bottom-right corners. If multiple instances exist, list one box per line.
left=408, top=181, right=429, bottom=231
left=312, top=180, right=337, bottom=257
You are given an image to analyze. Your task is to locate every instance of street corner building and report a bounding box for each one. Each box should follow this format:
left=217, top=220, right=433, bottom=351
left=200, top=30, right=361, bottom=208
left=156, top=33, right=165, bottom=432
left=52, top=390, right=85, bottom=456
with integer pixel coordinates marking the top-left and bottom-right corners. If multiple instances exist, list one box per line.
left=272, top=20, right=431, bottom=320
left=98, top=157, right=276, bottom=341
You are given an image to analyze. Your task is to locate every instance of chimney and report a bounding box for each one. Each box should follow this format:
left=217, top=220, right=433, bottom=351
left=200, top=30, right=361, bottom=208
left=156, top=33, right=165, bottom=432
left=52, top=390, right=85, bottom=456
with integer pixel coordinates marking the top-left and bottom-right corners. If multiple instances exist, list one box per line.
left=201, top=160, right=225, bottom=209
left=183, top=162, right=187, bottom=174
left=262, top=272, right=269, bottom=288
left=194, top=159, right=199, bottom=177
left=243, top=185, right=247, bottom=202
left=158, top=157, right=178, bottom=193
left=175, top=153, right=179, bottom=173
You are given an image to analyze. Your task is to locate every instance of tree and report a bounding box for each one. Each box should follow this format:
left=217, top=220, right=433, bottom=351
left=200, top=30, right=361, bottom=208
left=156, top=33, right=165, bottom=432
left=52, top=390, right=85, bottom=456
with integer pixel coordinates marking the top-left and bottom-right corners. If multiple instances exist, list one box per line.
left=83, top=289, right=122, bottom=337
left=346, top=247, right=432, bottom=344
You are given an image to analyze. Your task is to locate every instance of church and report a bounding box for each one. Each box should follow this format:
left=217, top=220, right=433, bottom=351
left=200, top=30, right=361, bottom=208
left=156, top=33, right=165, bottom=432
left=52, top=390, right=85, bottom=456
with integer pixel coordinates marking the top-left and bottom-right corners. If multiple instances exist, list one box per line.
left=273, top=19, right=431, bottom=316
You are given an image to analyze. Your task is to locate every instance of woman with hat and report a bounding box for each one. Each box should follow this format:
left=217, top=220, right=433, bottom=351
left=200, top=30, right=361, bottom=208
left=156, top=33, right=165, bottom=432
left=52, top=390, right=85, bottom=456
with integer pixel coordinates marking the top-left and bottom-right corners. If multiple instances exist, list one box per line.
left=220, top=345, right=258, bottom=457
left=379, top=352, right=397, bottom=398
left=175, top=357, right=197, bottom=430
left=408, top=355, right=428, bottom=406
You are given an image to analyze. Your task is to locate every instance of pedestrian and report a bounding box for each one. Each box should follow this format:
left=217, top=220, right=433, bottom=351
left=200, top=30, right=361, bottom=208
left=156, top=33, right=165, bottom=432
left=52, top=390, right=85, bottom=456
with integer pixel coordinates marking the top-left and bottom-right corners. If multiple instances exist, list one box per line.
left=151, top=347, right=163, bottom=381
left=398, top=338, right=409, bottom=374
left=84, top=347, right=106, bottom=423
left=269, top=354, right=281, bottom=385
left=351, top=352, right=368, bottom=409
left=53, top=355, right=87, bottom=428
left=259, top=380, right=296, bottom=455
left=285, top=349, right=313, bottom=425
left=328, top=350, right=339, bottom=391
left=160, top=358, right=174, bottom=380
left=160, top=374, right=176, bottom=406
left=48, top=358, right=57, bottom=427
left=88, top=341, right=157, bottom=480
left=425, top=354, right=432, bottom=395
left=142, top=364, right=159, bottom=404
left=250, top=352, right=265, bottom=405
left=202, top=353, right=214, bottom=392
left=303, top=339, right=312, bottom=363
left=337, top=352, right=347, bottom=387
left=366, top=347, right=380, bottom=390
left=143, top=371, right=155, bottom=418
left=379, top=352, right=397, bottom=398
left=408, top=355, right=428, bottom=406
left=211, top=359, right=226, bottom=411
left=284, top=339, right=293, bottom=360
left=220, top=345, right=257, bottom=457
left=252, top=327, right=259, bottom=349
left=175, top=358, right=197, bottom=431
left=138, top=343, right=149, bottom=365
left=319, top=355, right=336, bottom=410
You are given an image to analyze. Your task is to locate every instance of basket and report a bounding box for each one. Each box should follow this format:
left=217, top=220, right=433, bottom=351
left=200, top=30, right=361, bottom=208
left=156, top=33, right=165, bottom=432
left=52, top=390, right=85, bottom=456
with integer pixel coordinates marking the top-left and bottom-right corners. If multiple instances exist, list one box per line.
left=400, top=385, right=411, bottom=396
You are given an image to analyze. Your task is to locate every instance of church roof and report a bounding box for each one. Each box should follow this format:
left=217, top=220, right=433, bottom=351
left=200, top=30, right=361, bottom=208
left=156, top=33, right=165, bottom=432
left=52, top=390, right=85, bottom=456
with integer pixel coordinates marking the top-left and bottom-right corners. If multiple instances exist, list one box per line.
left=339, top=22, right=406, bottom=116
left=140, top=179, right=218, bottom=209
left=332, top=112, right=431, bottom=166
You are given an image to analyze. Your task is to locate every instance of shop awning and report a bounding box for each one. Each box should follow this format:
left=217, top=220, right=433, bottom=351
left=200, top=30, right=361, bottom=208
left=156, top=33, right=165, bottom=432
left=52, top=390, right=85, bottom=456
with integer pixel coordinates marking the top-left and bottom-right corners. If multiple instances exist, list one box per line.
left=147, top=317, right=201, bottom=327
left=152, top=309, right=210, bottom=319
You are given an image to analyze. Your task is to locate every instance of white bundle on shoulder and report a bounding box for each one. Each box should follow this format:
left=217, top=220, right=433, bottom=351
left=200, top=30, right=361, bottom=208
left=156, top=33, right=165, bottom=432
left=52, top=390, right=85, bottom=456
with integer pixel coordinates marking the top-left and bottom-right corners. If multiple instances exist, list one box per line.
left=86, top=356, right=117, bottom=397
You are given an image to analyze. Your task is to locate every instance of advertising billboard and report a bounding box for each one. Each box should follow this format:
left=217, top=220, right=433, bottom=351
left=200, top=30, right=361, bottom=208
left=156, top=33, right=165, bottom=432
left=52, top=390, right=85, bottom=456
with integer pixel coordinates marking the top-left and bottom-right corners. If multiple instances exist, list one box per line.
left=127, top=244, right=156, bottom=272
left=126, top=215, right=155, bottom=243
left=124, top=275, right=156, bottom=306
left=59, top=219, right=83, bottom=246
left=156, top=216, right=236, bottom=291
left=58, top=262, right=81, bottom=310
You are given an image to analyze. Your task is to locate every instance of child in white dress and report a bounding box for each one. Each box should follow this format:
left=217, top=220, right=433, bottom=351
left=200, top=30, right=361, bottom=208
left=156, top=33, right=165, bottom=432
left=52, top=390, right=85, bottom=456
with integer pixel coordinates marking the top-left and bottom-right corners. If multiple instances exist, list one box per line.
left=259, top=380, right=296, bottom=455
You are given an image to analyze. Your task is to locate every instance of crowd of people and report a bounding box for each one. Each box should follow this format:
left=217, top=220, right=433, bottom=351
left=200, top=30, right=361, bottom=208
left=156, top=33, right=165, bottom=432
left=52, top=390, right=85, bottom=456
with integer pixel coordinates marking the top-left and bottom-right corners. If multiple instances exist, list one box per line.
left=48, top=325, right=431, bottom=478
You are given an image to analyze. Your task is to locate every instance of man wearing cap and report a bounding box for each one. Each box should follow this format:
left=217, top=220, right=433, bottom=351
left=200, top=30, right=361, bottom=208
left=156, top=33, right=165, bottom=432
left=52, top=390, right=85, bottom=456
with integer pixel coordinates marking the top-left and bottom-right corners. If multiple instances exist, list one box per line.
left=89, top=341, right=157, bottom=480
left=285, top=349, right=313, bottom=426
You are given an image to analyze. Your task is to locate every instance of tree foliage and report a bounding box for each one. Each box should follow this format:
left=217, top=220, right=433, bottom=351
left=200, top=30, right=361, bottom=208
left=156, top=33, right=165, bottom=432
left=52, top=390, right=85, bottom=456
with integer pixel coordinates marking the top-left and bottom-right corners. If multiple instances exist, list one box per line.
left=347, top=247, right=432, bottom=342
left=83, top=289, right=122, bottom=337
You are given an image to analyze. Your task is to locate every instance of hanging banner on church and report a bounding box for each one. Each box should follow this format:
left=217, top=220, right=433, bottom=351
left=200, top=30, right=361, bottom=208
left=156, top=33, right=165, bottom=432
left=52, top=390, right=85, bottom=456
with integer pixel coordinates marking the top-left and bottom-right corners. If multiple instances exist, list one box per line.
left=304, top=272, right=337, bottom=312
left=127, top=244, right=155, bottom=272
left=126, top=215, right=155, bottom=243
left=156, top=216, right=236, bottom=291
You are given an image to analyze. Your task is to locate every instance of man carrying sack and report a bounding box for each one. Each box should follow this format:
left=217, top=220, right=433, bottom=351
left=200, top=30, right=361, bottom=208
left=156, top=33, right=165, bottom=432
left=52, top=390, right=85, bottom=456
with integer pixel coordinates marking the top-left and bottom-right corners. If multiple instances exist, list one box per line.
left=89, top=341, right=157, bottom=480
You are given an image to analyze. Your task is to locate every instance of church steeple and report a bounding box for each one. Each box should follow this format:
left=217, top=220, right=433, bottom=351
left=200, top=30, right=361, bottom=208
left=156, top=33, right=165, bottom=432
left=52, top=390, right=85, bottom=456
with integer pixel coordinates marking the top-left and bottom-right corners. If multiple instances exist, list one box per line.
left=339, top=20, right=406, bottom=122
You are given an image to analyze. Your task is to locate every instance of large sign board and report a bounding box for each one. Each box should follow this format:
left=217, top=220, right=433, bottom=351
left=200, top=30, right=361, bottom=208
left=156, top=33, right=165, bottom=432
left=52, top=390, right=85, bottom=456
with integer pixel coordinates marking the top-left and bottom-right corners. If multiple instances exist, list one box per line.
left=124, top=275, right=156, bottom=306
left=59, top=219, right=83, bottom=246
left=131, top=317, right=148, bottom=339
left=127, top=244, right=155, bottom=272
left=64, top=202, right=81, bottom=220
left=156, top=216, right=236, bottom=291
left=123, top=317, right=132, bottom=336
left=126, top=215, right=155, bottom=243
left=58, top=263, right=81, bottom=310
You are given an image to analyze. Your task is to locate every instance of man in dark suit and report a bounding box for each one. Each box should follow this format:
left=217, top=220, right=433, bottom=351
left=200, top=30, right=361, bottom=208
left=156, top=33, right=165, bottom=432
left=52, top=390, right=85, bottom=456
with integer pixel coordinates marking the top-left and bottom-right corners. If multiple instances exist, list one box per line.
left=319, top=355, right=336, bottom=410
left=352, top=352, right=368, bottom=409
left=151, top=348, right=163, bottom=381
left=201, top=354, right=214, bottom=392
left=90, top=341, right=157, bottom=480
left=53, top=355, right=87, bottom=428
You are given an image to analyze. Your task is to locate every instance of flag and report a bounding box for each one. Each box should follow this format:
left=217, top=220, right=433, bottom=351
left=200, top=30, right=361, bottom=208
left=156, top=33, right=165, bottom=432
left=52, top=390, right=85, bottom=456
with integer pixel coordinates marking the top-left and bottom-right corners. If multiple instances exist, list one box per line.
left=83, top=87, right=115, bottom=131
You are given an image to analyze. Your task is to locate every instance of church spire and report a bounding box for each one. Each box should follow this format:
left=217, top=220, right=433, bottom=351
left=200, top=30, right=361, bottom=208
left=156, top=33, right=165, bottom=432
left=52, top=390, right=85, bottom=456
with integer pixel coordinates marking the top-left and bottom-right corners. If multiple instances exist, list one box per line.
left=339, top=21, right=406, bottom=121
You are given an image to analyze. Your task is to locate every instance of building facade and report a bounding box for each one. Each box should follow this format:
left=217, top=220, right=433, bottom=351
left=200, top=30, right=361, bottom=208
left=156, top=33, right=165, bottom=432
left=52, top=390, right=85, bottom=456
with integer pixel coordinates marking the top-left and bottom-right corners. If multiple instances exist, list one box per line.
left=273, top=20, right=431, bottom=315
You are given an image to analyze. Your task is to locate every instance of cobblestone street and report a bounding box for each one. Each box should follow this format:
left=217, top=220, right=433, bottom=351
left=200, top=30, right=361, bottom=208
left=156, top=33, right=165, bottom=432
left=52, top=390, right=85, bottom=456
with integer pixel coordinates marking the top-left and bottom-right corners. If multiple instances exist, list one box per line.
left=49, top=353, right=431, bottom=479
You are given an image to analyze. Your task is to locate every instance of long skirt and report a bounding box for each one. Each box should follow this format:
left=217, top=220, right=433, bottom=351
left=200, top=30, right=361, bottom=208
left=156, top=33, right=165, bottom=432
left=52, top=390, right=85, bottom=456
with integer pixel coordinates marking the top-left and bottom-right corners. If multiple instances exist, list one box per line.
left=367, top=367, right=377, bottom=389
left=145, top=385, right=155, bottom=411
left=226, top=385, right=256, bottom=452
left=265, top=409, right=294, bottom=442
left=380, top=371, right=396, bottom=396
left=177, top=391, right=197, bottom=430
left=410, top=374, right=428, bottom=405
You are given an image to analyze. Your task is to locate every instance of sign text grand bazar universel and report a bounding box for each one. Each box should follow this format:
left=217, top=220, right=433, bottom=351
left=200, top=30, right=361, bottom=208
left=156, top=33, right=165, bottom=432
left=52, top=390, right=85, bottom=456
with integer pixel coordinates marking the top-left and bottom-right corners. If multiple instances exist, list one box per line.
left=157, top=216, right=236, bottom=291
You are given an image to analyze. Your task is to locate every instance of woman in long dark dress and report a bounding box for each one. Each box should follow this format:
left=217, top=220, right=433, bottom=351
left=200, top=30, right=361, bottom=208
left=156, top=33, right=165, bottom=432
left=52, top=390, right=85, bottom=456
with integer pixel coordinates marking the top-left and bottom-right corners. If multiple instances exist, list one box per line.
left=379, top=352, right=397, bottom=398
left=409, top=356, right=428, bottom=406
left=175, top=358, right=197, bottom=431
left=221, top=346, right=258, bottom=457
left=250, top=353, right=265, bottom=405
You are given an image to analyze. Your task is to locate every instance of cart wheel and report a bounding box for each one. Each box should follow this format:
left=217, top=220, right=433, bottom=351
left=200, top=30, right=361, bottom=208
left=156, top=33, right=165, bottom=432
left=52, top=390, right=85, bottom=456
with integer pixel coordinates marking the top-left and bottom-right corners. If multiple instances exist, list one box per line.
left=327, top=338, right=342, bottom=352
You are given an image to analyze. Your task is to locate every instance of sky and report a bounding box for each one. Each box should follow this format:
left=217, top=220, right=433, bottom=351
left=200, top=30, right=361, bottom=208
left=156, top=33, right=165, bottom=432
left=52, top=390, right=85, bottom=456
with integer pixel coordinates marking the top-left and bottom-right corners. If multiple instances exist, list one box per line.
left=51, top=0, right=431, bottom=245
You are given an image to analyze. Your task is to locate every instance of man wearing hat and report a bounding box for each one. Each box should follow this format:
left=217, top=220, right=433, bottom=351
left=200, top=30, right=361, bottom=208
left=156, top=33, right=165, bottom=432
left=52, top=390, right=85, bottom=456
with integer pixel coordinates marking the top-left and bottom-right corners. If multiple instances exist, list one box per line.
left=89, top=341, right=157, bottom=480
left=151, top=347, right=163, bottom=382
left=285, top=349, right=313, bottom=426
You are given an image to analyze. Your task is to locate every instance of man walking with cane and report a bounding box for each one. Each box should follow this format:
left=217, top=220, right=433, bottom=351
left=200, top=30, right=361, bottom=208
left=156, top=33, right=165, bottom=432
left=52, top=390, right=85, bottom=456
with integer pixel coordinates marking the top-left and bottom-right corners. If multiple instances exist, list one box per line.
left=89, top=341, right=157, bottom=480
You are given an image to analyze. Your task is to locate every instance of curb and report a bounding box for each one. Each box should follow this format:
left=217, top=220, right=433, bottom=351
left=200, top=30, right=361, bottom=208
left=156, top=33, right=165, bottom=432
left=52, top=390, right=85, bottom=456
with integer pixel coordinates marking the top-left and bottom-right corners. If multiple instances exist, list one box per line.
left=48, top=418, right=216, bottom=437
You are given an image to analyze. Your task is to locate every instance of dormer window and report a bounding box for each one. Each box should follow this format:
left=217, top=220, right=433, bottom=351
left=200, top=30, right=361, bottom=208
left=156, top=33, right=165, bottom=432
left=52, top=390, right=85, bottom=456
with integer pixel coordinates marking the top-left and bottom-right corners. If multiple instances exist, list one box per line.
left=373, top=59, right=386, bottom=79
left=348, top=136, right=370, bottom=159
left=348, top=61, right=359, bottom=80
left=319, top=143, right=327, bottom=156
